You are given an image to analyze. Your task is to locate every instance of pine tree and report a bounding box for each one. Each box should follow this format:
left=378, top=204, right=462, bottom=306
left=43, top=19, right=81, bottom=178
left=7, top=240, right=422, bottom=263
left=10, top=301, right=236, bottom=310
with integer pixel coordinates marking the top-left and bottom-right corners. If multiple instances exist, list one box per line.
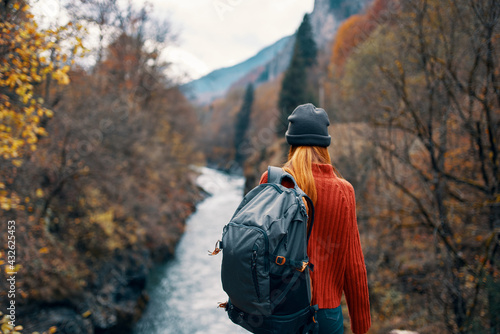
left=277, top=14, right=317, bottom=135
left=277, top=47, right=307, bottom=134
left=234, top=83, right=254, bottom=166
left=296, top=14, right=317, bottom=67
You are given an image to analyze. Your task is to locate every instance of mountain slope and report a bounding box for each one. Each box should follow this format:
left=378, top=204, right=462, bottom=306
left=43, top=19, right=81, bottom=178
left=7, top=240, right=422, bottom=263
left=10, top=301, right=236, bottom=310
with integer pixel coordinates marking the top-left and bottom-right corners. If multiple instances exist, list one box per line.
left=181, top=36, right=291, bottom=104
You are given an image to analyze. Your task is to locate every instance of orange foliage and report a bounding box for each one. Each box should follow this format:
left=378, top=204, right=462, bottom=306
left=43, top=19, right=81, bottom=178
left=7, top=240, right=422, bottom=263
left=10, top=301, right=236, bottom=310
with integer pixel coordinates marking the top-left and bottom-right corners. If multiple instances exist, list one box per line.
left=330, top=0, right=391, bottom=76
left=332, top=15, right=368, bottom=72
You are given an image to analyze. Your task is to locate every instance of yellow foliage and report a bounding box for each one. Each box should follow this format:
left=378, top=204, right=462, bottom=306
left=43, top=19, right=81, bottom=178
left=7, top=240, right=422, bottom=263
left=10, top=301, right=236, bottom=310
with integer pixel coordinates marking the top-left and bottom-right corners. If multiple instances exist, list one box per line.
left=0, top=2, right=84, bottom=212
left=11, top=160, right=22, bottom=167
left=0, top=313, right=22, bottom=334
left=51, top=67, right=70, bottom=85
left=91, top=209, right=115, bottom=235
left=5, top=264, right=21, bottom=275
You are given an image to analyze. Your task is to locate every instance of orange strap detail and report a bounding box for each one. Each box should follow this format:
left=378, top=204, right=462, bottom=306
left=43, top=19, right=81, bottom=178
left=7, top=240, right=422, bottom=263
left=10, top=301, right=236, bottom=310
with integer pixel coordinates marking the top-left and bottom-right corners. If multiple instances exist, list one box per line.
left=208, top=240, right=222, bottom=256
left=296, top=261, right=309, bottom=272
left=275, top=256, right=286, bottom=265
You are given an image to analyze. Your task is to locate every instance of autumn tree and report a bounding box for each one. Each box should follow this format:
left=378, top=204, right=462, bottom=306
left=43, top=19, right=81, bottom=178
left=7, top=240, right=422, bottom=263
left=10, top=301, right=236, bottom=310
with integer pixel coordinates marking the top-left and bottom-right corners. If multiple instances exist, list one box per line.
left=0, top=0, right=82, bottom=212
left=339, top=0, right=500, bottom=331
left=64, top=0, right=119, bottom=68
left=330, top=0, right=392, bottom=76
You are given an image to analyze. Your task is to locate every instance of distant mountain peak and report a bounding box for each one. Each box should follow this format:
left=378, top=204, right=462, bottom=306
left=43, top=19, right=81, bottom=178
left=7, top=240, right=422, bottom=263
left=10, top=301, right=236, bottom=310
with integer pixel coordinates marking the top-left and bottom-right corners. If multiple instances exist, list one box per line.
left=182, top=0, right=371, bottom=105
left=181, top=36, right=291, bottom=104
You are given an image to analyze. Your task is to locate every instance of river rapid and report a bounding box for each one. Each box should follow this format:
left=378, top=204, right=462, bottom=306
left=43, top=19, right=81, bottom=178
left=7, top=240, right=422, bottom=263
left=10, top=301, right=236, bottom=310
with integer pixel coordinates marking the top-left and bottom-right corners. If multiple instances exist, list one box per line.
left=133, top=167, right=249, bottom=334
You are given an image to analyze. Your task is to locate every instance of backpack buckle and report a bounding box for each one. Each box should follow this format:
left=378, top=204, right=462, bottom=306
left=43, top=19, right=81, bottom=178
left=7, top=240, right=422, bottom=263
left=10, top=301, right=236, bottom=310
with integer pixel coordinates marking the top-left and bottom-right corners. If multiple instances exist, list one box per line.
left=297, top=261, right=309, bottom=272
left=275, top=256, right=286, bottom=265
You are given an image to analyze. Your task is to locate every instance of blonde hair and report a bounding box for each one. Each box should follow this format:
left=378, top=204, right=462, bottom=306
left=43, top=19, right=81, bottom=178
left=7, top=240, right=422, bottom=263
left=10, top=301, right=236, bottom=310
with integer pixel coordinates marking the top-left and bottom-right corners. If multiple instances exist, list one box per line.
left=282, top=146, right=342, bottom=206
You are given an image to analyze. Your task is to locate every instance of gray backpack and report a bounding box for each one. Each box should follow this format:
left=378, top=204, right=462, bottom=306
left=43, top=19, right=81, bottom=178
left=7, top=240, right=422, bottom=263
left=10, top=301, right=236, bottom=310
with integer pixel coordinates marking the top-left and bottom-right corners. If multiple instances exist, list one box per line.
left=213, top=166, right=318, bottom=334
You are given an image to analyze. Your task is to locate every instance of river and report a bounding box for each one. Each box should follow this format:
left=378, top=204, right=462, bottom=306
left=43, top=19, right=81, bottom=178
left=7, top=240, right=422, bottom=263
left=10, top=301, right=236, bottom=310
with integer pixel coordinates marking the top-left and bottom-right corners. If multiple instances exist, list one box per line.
left=133, top=167, right=249, bottom=334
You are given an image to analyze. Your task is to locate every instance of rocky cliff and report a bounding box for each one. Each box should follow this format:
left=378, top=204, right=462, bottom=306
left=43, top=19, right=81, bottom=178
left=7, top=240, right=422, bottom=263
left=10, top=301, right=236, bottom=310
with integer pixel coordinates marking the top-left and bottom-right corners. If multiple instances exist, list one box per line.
left=311, top=0, right=369, bottom=48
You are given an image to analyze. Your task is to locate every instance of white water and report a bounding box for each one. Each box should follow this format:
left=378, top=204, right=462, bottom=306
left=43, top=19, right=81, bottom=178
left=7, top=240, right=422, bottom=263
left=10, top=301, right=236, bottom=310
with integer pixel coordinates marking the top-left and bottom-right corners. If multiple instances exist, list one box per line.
left=133, top=167, right=249, bottom=334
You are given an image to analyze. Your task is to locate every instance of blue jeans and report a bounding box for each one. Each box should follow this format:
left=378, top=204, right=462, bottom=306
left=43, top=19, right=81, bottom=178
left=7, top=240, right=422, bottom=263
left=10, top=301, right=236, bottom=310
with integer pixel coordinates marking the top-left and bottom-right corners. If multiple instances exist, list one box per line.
left=317, top=306, right=344, bottom=334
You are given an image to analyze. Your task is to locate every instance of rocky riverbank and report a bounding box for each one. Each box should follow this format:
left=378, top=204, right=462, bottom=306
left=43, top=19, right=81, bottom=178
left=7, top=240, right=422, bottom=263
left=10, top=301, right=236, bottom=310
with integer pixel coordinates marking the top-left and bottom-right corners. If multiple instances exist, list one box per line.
left=12, top=179, right=206, bottom=334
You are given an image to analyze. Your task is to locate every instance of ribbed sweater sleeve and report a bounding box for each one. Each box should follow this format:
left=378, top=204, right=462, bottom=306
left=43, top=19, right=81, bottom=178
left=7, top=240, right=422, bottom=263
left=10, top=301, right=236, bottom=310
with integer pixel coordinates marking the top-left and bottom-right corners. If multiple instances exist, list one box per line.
left=343, top=184, right=371, bottom=334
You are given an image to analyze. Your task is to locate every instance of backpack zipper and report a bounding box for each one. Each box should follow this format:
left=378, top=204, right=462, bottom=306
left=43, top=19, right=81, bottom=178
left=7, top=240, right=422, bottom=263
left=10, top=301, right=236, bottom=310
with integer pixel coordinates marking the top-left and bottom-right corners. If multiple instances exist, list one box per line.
left=251, top=246, right=261, bottom=301
left=229, top=222, right=268, bottom=302
left=227, top=222, right=270, bottom=271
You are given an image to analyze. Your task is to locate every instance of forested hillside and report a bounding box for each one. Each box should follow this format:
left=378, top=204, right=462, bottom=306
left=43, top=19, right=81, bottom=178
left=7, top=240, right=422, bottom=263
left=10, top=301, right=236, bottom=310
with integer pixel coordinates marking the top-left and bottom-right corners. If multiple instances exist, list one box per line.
left=328, top=0, right=500, bottom=332
left=0, top=1, right=203, bottom=333
left=199, top=0, right=500, bottom=333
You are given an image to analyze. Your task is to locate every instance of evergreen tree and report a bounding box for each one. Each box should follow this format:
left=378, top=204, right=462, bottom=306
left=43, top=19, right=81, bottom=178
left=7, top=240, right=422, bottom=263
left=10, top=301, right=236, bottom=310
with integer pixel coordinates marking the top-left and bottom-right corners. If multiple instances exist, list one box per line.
left=277, top=14, right=317, bottom=135
left=234, top=83, right=254, bottom=166
left=277, top=47, right=307, bottom=134
left=296, top=14, right=317, bottom=67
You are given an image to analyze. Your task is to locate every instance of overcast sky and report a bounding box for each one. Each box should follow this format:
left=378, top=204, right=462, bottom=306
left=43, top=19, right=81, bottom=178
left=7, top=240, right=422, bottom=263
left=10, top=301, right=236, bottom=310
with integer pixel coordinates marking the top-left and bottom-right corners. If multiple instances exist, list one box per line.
left=147, top=0, right=315, bottom=81
left=33, top=0, right=315, bottom=82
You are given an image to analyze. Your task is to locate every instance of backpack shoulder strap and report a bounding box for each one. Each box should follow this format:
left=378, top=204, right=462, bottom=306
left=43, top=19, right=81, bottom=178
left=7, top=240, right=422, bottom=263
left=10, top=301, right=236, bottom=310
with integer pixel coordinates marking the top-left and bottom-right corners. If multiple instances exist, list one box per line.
left=302, top=194, right=315, bottom=243
left=267, top=166, right=283, bottom=184
left=267, top=166, right=297, bottom=187
left=268, top=166, right=315, bottom=241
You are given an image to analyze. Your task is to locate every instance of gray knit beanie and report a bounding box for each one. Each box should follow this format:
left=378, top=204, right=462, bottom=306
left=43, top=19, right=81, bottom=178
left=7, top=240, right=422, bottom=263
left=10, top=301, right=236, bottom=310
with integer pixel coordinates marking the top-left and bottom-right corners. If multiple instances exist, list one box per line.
left=285, top=103, right=331, bottom=147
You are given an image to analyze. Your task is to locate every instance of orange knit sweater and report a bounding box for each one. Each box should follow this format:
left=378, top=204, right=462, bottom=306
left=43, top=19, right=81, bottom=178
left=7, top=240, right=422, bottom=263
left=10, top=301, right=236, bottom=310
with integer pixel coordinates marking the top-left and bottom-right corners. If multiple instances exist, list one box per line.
left=260, top=163, right=371, bottom=334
